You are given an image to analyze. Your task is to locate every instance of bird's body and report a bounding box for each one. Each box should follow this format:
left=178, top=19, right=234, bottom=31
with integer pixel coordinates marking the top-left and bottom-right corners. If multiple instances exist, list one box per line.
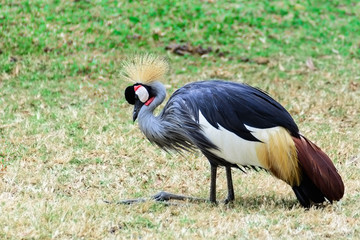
left=123, top=54, right=344, bottom=208
left=138, top=81, right=301, bottom=184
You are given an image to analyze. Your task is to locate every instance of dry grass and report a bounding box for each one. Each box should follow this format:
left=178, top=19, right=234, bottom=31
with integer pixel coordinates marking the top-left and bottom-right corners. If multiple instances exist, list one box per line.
left=1, top=54, right=359, bottom=239
left=1, top=1, right=360, bottom=239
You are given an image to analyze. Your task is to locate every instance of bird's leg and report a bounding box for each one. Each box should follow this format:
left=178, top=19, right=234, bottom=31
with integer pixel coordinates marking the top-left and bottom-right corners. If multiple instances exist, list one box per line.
left=209, top=165, right=217, bottom=203
left=105, top=165, right=220, bottom=205
left=150, top=162, right=219, bottom=204
left=225, top=166, right=235, bottom=204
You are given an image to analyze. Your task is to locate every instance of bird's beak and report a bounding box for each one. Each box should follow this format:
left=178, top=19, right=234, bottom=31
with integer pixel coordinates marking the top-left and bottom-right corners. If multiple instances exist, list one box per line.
left=133, top=100, right=144, bottom=122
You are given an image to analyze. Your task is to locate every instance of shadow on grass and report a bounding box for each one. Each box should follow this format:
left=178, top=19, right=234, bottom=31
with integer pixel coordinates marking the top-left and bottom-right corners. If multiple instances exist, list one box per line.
left=230, top=194, right=333, bottom=211
left=108, top=191, right=335, bottom=211
left=109, top=193, right=308, bottom=210
left=232, top=195, right=300, bottom=210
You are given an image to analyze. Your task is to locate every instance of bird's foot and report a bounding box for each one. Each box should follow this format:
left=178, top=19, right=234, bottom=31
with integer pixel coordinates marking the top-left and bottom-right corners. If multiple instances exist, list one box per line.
left=104, top=191, right=208, bottom=205
left=223, top=199, right=234, bottom=205
left=152, top=191, right=206, bottom=203
left=104, top=198, right=147, bottom=205
left=152, top=191, right=209, bottom=202
left=223, top=196, right=235, bottom=205
left=152, top=191, right=174, bottom=201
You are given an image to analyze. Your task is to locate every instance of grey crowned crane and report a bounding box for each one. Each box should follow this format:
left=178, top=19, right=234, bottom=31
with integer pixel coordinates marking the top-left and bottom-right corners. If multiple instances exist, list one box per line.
left=122, top=54, right=344, bottom=208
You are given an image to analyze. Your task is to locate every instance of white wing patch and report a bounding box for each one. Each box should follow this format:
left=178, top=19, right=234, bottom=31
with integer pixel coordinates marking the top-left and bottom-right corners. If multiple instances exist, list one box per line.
left=244, top=124, right=282, bottom=143
left=198, top=111, right=282, bottom=168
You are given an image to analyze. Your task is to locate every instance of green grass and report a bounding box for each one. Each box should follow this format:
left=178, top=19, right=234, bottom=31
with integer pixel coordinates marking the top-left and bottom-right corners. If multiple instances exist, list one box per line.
left=1, top=0, right=360, bottom=239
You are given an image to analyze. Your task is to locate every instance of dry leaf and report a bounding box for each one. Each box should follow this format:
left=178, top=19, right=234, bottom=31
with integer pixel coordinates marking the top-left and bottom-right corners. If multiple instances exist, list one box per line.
left=12, top=64, right=21, bottom=76
left=279, top=63, right=285, bottom=71
left=165, top=43, right=213, bottom=56
left=349, top=81, right=359, bottom=91
left=254, top=57, right=269, bottom=65
left=305, top=57, right=316, bottom=70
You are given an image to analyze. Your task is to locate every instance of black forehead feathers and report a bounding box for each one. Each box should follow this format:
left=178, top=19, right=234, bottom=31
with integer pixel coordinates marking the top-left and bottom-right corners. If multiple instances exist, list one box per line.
left=124, top=83, right=139, bottom=105
left=124, top=83, right=154, bottom=105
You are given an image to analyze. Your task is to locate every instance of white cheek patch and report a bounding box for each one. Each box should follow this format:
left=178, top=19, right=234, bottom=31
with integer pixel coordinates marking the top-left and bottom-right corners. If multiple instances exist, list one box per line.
left=135, top=85, right=149, bottom=103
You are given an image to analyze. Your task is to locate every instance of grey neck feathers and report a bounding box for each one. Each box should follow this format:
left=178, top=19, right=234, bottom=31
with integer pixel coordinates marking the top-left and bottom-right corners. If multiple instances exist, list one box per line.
left=137, top=81, right=167, bottom=142
left=136, top=81, right=205, bottom=152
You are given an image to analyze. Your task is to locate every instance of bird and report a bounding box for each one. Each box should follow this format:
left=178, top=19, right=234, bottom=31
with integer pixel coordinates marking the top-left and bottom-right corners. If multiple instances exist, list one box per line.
left=122, top=53, right=344, bottom=208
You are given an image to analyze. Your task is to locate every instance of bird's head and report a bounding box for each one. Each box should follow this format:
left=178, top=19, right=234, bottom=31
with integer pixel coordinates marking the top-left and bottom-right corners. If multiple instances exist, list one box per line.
left=122, top=53, right=169, bottom=121
left=125, top=83, right=156, bottom=121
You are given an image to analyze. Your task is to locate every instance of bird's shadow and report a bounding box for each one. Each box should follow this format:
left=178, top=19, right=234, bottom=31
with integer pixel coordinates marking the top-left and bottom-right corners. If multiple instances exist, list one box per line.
left=230, top=195, right=300, bottom=210
left=106, top=191, right=329, bottom=210
left=225, top=194, right=331, bottom=211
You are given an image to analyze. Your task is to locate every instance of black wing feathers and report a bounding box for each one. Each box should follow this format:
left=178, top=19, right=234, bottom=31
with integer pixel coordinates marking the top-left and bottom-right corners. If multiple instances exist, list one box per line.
left=166, top=80, right=299, bottom=141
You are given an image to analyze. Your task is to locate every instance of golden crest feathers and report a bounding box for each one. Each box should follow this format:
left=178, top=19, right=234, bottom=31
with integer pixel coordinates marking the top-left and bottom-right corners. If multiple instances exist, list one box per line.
left=121, top=54, right=169, bottom=83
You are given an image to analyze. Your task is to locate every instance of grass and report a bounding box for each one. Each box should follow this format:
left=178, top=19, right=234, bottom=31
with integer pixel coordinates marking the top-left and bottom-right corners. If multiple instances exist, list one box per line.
left=0, top=0, right=360, bottom=239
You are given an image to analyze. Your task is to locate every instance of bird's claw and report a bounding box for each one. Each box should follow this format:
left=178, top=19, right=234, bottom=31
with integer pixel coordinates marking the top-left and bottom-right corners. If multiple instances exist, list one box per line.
left=152, top=191, right=172, bottom=201
left=223, top=198, right=234, bottom=205
left=105, top=191, right=207, bottom=205
left=103, top=198, right=147, bottom=205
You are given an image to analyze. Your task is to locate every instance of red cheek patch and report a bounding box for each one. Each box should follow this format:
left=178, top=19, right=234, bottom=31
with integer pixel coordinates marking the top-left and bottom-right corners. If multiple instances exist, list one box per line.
left=134, top=85, right=142, bottom=91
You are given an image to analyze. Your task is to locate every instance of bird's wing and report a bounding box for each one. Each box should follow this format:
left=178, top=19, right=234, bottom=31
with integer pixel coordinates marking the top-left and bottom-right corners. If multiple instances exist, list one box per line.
left=168, top=80, right=299, bottom=142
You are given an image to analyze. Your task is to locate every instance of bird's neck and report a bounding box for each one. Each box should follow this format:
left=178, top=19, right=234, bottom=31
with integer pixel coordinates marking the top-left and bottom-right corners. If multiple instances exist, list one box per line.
left=137, top=82, right=167, bottom=139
